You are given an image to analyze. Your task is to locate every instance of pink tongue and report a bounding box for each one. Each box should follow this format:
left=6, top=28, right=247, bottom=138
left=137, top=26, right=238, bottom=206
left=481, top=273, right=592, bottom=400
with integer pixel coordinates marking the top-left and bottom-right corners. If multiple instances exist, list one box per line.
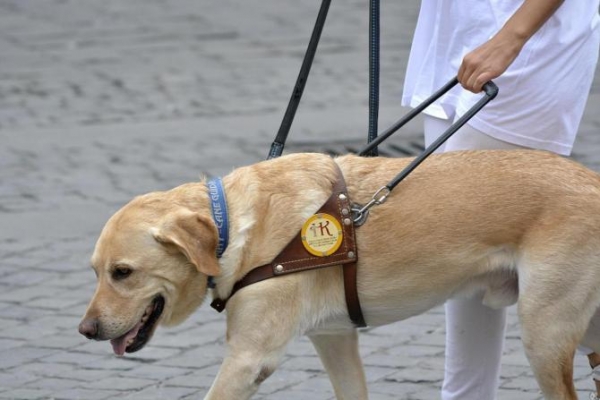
left=110, top=321, right=144, bottom=356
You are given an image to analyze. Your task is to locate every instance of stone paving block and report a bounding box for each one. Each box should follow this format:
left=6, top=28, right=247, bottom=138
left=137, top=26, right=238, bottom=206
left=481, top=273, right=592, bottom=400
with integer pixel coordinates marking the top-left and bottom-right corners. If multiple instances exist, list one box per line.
left=162, top=364, right=219, bottom=389
left=0, top=388, right=53, bottom=400
left=158, top=344, right=224, bottom=369
left=279, top=355, right=324, bottom=373
left=79, top=355, right=142, bottom=372
left=364, top=365, right=399, bottom=384
left=496, top=388, right=542, bottom=400
left=85, top=376, right=157, bottom=391
left=503, top=351, right=535, bottom=367
left=385, top=343, right=445, bottom=358
left=362, top=352, right=420, bottom=369
left=0, top=370, right=38, bottom=390
left=17, top=362, right=76, bottom=379
left=28, top=377, right=88, bottom=391
left=150, top=320, right=226, bottom=349
left=49, top=387, right=122, bottom=400
left=34, top=314, right=83, bottom=333
left=369, top=380, right=428, bottom=397
left=259, top=390, right=335, bottom=400
left=405, top=387, right=444, bottom=400
left=0, top=269, right=57, bottom=287
left=71, top=338, right=113, bottom=355
left=364, top=393, right=402, bottom=400
left=120, top=384, right=199, bottom=400
left=384, top=367, right=443, bottom=385
left=0, top=322, right=60, bottom=342
left=25, top=296, right=84, bottom=311
left=119, top=364, right=192, bottom=381
left=54, top=367, right=115, bottom=383
left=39, top=350, right=109, bottom=368
left=0, top=346, right=59, bottom=369
left=285, top=336, right=318, bottom=356
left=0, top=337, right=25, bottom=351
left=0, top=285, right=64, bottom=303
left=286, top=375, right=336, bottom=397
left=119, top=345, right=182, bottom=362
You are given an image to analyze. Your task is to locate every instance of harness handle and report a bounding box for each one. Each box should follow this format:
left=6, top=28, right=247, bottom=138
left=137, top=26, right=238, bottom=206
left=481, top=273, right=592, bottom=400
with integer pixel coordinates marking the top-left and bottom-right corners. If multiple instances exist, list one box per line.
left=352, top=79, right=498, bottom=223
left=359, top=77, right=459, bottom=156
left=386, top=79, right=498, bottom=191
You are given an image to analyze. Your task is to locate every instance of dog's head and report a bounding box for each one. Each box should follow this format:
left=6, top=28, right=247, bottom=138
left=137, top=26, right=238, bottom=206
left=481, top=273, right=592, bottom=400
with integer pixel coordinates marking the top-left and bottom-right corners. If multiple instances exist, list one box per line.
left=78, top=191, right=220, bottom=355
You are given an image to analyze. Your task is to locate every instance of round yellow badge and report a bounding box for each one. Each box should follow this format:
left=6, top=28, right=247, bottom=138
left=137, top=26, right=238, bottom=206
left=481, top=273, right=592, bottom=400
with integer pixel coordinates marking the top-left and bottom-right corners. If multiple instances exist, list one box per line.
left=301, top=213, right=343, bottom=257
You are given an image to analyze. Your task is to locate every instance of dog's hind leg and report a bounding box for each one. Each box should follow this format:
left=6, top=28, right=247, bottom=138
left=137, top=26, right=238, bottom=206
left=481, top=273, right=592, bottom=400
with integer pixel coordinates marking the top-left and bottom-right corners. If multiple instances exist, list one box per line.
left=310, top=331, right=368, bottom=400
left=517, top=258, right=600, bottom=400
left=518, top=299, right=581, bottom=399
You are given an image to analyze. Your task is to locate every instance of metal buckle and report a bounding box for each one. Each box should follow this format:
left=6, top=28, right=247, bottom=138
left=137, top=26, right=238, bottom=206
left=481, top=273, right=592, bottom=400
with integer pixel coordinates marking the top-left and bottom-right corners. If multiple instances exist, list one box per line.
left=351, top=186, right=390, bottom=226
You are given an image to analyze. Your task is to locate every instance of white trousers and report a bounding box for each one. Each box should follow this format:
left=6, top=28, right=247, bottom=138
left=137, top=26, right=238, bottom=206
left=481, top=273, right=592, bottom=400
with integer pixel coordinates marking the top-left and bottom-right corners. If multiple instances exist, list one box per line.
left=423, top=115, right=525, bottom=400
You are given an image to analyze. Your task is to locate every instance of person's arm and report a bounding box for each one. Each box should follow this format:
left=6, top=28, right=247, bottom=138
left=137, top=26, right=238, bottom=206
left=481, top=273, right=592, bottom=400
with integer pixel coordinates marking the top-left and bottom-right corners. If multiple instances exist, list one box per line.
left=458, top=0, right=564, bottom=93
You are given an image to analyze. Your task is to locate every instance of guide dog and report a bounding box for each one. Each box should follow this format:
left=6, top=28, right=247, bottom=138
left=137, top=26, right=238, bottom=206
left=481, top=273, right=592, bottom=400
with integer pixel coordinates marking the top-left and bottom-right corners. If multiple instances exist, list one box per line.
left=79, top=150, right=600, bottom=399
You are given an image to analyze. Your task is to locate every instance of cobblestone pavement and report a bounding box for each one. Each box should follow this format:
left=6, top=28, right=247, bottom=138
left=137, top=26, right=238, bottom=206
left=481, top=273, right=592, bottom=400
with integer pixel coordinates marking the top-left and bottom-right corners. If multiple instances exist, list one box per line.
left=1, top=1, right=600, bottom=399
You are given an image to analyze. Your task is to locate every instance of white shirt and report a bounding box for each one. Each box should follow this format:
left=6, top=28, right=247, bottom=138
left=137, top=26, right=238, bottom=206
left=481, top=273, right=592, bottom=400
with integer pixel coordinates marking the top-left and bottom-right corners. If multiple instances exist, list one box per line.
left=402, top=0, right=600, bottom=155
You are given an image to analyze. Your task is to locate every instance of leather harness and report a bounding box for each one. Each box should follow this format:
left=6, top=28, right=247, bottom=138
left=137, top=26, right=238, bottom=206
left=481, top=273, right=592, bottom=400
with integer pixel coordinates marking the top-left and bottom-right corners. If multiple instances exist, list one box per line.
left=210, top=166, right=367, bottom=328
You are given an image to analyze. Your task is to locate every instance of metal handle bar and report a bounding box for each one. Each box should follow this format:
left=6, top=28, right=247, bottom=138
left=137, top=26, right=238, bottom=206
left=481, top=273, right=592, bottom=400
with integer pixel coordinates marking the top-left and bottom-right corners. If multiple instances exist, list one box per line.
left=358, top=77, right=498, bottom=157
left=352, top=79, right=498, bottom=223
left=385, top=79, right=498, bottom=191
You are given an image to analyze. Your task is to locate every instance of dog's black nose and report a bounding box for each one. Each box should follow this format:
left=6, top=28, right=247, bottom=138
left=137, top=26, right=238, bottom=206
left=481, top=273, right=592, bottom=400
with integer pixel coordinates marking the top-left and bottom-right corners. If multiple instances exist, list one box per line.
left=78, top=318, right=99, bottom=340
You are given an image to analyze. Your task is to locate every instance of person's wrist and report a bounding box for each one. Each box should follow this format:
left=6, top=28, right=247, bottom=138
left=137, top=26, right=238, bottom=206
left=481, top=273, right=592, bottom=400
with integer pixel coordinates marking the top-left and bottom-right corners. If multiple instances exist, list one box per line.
left=490, top=30, right=525, bottom=60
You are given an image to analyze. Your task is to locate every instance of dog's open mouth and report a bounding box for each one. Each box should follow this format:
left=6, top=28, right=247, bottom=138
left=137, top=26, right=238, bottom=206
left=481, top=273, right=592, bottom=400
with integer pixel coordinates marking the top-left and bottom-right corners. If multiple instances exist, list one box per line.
left=110, top=295, right=165, bottom=356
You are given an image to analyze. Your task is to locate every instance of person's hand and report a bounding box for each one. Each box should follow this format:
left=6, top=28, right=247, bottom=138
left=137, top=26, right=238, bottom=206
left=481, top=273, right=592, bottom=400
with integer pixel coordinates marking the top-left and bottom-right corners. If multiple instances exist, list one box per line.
left=457, top=0, right=564, bottom=94
left=457, top=34, right=524, bottom=93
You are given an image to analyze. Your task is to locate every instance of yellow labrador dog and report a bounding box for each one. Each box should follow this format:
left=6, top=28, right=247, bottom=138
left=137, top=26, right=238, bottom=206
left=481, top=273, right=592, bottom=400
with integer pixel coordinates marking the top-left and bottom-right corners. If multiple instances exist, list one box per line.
left=79, top=150, right=600, bottom=400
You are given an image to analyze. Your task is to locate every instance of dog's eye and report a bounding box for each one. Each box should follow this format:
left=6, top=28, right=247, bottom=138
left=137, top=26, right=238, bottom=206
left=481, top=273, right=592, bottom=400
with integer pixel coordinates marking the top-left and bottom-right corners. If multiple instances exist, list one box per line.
left=112, top=267, right=133, bottom=281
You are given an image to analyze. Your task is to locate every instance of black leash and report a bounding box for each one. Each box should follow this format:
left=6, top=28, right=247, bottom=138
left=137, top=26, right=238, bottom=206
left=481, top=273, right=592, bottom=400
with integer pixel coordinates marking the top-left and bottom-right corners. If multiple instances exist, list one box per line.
left=366, top=0, right=380, bottom=157
left=267, top=0, right=331, bottom=160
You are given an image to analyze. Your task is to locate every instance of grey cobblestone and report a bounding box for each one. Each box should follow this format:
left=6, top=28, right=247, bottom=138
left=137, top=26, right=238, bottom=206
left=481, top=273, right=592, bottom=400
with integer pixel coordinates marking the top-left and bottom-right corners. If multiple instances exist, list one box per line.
left=1, top=0, right=599, bottom=399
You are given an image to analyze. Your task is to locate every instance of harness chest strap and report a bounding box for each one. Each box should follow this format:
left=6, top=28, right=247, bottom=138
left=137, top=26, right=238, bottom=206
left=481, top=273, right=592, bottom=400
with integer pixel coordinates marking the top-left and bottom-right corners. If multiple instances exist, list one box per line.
left=210, top=167, right=367, bottom=328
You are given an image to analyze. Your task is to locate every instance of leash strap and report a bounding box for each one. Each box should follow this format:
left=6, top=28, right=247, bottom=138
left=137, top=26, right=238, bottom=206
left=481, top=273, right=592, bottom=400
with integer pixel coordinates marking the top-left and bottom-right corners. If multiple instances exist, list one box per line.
left=267, top=0, right=332, bottom=160
left=366, top=0, right=380, bottom=157
left=211, top=165, right=366, bottom=328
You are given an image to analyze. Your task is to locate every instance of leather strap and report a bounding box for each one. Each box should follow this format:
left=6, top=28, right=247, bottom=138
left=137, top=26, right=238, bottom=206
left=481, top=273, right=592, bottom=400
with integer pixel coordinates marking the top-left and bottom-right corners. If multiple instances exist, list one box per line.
left=211, top=164, right=366, bottom=327
left=343, top=261, right=366, bottom=327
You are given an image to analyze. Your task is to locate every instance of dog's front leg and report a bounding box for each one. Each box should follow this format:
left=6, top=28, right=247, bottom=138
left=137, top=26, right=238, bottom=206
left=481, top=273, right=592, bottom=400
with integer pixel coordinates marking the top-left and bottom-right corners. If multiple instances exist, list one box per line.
left=310, top=330, right=369, bottom=400
left=203, top=332, right=290, bottom=400
left=204, top=293, right=300, bottom=400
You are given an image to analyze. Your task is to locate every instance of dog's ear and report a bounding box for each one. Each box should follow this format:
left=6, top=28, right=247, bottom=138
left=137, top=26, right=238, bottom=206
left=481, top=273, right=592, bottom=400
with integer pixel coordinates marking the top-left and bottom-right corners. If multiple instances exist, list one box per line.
left=152, top=209, right=221, bottom=277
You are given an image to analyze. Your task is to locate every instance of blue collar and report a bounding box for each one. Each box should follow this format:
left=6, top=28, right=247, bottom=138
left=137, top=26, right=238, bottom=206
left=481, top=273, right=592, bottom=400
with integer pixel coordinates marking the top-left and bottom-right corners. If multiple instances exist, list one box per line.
left=207, top=177, right=229, bottom=258
left=206, top=178, right=229, bottom=289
